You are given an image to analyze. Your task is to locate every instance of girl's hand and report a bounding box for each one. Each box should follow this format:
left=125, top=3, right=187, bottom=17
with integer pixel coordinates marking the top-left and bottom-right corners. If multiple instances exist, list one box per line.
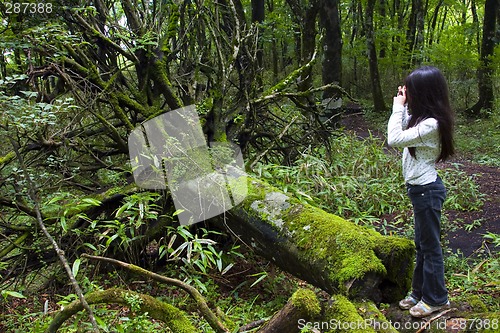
left=393, top=85, right=406, bottom=106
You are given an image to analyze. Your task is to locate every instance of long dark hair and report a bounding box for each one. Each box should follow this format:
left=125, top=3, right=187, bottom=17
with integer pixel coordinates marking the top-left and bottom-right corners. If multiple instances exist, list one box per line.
left=405, top=66, right=455, bottom=162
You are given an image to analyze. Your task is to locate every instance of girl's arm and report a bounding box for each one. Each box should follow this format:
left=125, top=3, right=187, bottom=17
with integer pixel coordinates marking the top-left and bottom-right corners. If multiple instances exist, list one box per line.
left=402, top=105, right=410, bottom=129
left=387, top=104, right=439, bottom=148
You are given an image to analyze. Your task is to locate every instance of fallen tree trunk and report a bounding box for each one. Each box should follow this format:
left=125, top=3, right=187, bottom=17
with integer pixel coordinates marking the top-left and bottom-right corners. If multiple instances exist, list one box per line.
left=218, top=175, right=414, bottom=303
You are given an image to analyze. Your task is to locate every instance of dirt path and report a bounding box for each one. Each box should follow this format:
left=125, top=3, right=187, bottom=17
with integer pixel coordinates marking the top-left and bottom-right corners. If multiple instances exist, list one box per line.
left=444, top=160, right=500, bottom=256
left=341, top=113, right=500, bottom=256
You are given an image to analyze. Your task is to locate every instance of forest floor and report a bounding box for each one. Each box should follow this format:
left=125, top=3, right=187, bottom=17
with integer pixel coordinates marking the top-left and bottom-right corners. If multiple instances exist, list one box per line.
left=340, top=112, right=500, bottom=257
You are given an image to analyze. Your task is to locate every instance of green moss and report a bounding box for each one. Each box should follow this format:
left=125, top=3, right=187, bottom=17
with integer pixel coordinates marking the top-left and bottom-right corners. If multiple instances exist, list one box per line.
left=116, top=290, right=195, bottom=333
left=229, top=177, right=269, bottom=211
left=468, top=295, right=489, bottom=312
left=263, top=58, right=316, bottom=96
left=47, top=288, right=197, bottom=333
left=324, top=294, right=376, bottom=333
left=152, top=58, right=183, bottom=109
left=0, top=151, right=15, bottom=165
left=109, top=94, right=135, bottom=130
left=478, top=312, right=500, bottom=333
left=373, top=235, right=414, bottom=299
left=227, top=175, right=414, bottom=300
left=285, top=204, right=386, bottom=289
left=115, top=91, right=149, bottom=117
left=291, top=288, right=321, bottom=317
left=353, top=301, right=398, bottom=333
left=161, top=4, right=179, bottom=53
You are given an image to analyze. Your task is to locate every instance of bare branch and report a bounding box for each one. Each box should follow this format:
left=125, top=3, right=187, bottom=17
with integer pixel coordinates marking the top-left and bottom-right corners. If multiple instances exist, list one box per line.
left=8, top=138, right=100, bottom=333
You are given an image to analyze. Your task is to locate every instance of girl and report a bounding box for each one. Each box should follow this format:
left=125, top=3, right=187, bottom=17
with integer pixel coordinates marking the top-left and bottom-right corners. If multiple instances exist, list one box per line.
left=387, top=66, right=454, bottom=318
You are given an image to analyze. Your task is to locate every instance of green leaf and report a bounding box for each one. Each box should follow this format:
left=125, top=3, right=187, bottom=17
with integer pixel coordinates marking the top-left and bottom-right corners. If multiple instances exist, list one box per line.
left=72, top=259, right=81, bottom=278
left=83, top=243, right=97, bottom=251
left=249, top=271, right=268, bottom=288
left=81, top=198, right=102, bottom=206
left=1, top=290, right=26, bottom=299
left=60, top=216, right=67, bottom=232
left=221, top=263, right=234, bottom=275
left=173, top=209, right=184, bottom=216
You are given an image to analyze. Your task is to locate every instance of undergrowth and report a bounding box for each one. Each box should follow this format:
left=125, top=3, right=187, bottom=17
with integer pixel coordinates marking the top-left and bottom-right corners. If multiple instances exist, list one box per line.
left=454, top=111, right=500, bottom=167
left=0, top=122, right=497, bottom=331
left=252, top=131, right=484, bottom=230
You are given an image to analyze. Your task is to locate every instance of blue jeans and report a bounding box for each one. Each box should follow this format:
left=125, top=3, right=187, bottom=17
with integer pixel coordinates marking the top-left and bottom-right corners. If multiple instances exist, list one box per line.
left=407, top=176, right=448, bottom=306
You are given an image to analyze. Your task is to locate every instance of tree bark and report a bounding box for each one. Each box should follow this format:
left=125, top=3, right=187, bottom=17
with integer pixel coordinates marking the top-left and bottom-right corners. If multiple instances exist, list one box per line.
left=467, top=0, right=498, bottom=117
left=252, top=0, right=265, bottom=72
left=364, top=0, right=387, bottom=112
left=320, top=0, right=343, bottom=126
left=428, top=0, right=444, bottom=47
left=406, top=0, right=425, bottom=66
left=286, top=0, right=321, bottom=92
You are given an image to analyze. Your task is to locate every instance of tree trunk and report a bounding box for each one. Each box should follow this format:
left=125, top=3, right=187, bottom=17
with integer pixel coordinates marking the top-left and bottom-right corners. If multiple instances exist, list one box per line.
left=324, top=294, right=399, bottom=333
left=299, top=3, right=320, bottom=93
left=286, top=0, right=321, bottom=92
left=364, top=0, right=387, bottom=112
left=471, top=0, right=480, bottom=53
left=320, top=0, right=343, bottom=126
left=2, top=171, right=413, bottom=305
left=467, top=0, right=498, bottom=117
left=378, top=0, right=387, bottom=59
left=252, top=0, right=265, bottom=70
left=428, top=0, right=444, bottom=47
left=258, top=289, right=321, bottom=333
left=406, top=0, right=425, bottom=66
left=218, top=176, right=414, bottom=303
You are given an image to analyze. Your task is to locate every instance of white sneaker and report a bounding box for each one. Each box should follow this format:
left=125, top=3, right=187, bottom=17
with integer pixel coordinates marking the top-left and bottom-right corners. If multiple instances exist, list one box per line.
left=409, top=300, right=450, bottom=318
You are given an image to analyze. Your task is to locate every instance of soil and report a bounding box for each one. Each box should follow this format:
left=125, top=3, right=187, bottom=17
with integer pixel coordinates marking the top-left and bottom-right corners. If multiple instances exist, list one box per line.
left=340, top=112, right=500, bottom=257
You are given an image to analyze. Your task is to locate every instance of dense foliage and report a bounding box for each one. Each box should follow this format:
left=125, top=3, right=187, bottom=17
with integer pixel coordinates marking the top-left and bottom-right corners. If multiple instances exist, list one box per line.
left=0, top=0, right=499, bottom=331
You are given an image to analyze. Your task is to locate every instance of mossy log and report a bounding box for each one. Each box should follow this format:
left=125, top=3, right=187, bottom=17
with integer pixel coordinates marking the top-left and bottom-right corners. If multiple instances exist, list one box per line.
left=257, top=288, right=321, bottom=333
left=221, top=176, right=415, bottom=303
left=45, top=288, right=197, bottom=333
left=321, top=294, right=398, bottom=333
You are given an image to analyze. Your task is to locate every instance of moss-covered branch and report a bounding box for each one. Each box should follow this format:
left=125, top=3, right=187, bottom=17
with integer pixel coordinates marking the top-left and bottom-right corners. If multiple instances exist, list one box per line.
left=0, top=151, right=15, bottom=165
left=0, top=231, right=30, bottom=259
left=0, top=196, right=39, bottom=219
left=72, top=12, right=138, bottom=63
left=81, top=254, right=231, bottom=333
left=45, top=288, right=196, bottom=333
left=151, top=58, right=183, bottom=110
left=253, top=82, right=358, bottom=105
